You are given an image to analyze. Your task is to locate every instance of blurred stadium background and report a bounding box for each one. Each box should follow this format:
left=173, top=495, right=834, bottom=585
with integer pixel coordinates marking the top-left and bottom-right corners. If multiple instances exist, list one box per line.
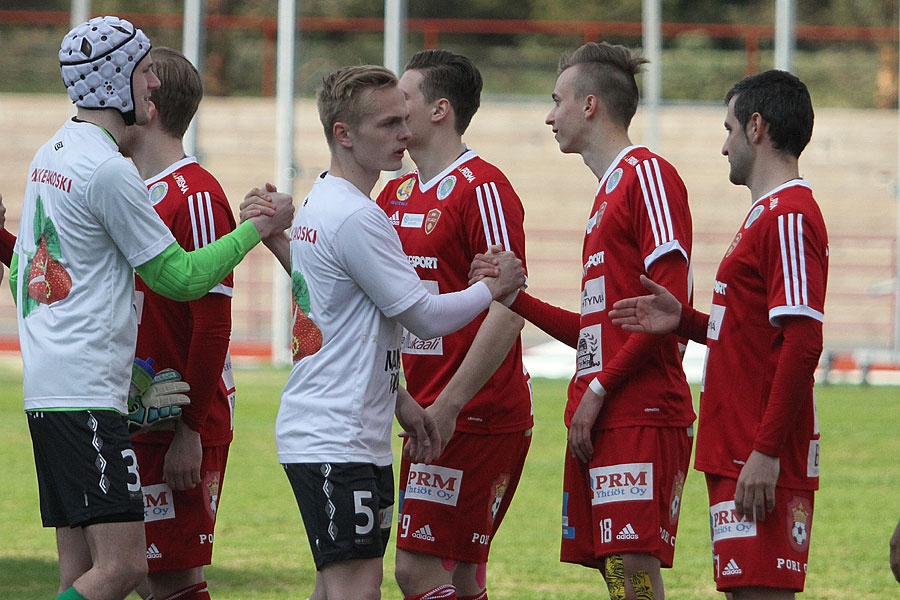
left=1, top=0, right=899, bottom=381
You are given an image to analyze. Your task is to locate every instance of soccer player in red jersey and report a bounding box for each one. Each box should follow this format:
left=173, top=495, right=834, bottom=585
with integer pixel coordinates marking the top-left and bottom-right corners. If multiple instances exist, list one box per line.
left=610, top=70, right=827, bottom=599
left=473, top=42, right=694, bottom=600
left=375, top=50, right=533, bottom=600
left=121, top=47, right=236, bottom=600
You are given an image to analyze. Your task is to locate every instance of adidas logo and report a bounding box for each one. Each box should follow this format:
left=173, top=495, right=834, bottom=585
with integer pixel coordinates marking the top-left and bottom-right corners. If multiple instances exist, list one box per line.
left=722, top=558, right=742, bottom=576
left=412, top=524, right=435, bottom=542
left=146, top=543, right=162, bottom=559
left=616, top=524, right=639, bottom=540
left=389, top=211, right=400, bottom=227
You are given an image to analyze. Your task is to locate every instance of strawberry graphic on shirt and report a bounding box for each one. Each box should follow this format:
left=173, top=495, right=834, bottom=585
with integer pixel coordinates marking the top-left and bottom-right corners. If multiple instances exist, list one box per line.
left=291, top=269, right=322, bottom=361
left=22, top=195, right=72, bottom=317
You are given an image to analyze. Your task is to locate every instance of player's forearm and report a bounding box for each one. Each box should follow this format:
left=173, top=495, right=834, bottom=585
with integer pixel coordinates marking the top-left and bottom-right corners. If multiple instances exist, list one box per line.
left=509, top=290, right=580, bottom=348
left=753, top=316, right=823, bottom=457
left=395, top=281, right=493, bottom=340
left=135, top=222, right=260, bottom=302
left=675, top=304, right=709, bottom=343
left=263, top=232, right=290, bottom=275
left=434, top=302, right=524, bottom=412
left=594, top=252, right=690, bottom=392
left=181, top=293, right=232, bottom=432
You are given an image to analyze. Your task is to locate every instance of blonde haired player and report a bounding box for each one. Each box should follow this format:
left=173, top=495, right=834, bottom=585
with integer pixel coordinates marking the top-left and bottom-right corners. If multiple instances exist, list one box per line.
left=245, top=64, right=525, bottom=600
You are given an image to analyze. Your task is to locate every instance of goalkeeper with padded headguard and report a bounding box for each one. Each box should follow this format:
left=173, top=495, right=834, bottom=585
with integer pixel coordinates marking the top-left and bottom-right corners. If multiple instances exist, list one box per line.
left=11, top=17, right=293, bottom=600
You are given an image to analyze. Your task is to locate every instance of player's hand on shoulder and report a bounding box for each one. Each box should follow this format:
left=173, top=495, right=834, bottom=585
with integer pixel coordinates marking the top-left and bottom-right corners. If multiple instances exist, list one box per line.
left=0, top=192, right=6, bottom=230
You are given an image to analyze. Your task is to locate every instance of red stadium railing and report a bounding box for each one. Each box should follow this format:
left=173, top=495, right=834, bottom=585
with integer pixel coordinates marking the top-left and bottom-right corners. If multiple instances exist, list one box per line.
left=1, top=10, right=898, bottom=95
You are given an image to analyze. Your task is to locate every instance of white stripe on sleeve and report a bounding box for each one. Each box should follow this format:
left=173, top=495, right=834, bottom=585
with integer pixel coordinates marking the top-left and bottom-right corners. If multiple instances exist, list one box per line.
left=489, top=181, right=512, bottom=249
left=778, top=213, right=809, bottom=308
left=651, top=158, right=675, bottom=243
left=475, top=185, right=494, bottom=248
left=204, top=191, right=217, bottom=241
left=188, top=194, right=200, bottom=250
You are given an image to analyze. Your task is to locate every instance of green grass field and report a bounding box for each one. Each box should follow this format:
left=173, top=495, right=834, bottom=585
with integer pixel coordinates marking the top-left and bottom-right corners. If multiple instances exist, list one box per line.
left=1, top=362, right=898, bottom=598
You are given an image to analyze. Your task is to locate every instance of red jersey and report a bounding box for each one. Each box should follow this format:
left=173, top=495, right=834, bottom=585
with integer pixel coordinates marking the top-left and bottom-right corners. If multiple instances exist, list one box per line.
left=695, top=180, right=827, bottom=490
left=570, top=146, right=694, bottom=429
left=376, top=149, right=532, bottom=434
left=134, top=157, right=236, bottom=446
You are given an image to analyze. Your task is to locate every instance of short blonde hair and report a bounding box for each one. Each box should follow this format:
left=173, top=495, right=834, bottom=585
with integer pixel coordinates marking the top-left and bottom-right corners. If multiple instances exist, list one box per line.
left=316, top=65, right=398, bottom=146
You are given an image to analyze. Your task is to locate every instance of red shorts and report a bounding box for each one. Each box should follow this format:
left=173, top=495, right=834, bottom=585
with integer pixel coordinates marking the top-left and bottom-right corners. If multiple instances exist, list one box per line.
left=133, top=440, right=229, bottom=573
left=706, top=474, right=814, bottom=592
left=561, top=426, right=692, bottom=568
left=397, top=429, right=531, bottom=564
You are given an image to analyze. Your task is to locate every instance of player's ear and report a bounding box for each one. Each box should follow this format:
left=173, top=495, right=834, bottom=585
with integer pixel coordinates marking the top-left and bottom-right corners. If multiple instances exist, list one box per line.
left=431, top=98, right=451, bottom=124
left=583, top=94, right=600, bottom=119
left=333, top=121, right=353, bottom=148
left=747, top=112, right=766, bottom=145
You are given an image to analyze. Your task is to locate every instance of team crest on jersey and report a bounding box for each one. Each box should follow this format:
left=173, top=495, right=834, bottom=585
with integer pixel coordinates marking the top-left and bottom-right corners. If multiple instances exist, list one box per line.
left=489, top=473, right=510, bottom=522
left=725, top=232, right=742, bottom=257
left=436, top=175, right=457, bottom=200
left=396, top=177, right=416, bottom=203
left=204, top=471, right=221, bottom=519
left=149, top=181, right=168, bottom=205
left=786, top=496, right=811, bottom=552
left=425, top=209, right=441, bottom=235
left=669, top=470, right=685, bottom=524
left=744, top=204, right=765, bottom=229
left=605, top=168, right=623, bottom=194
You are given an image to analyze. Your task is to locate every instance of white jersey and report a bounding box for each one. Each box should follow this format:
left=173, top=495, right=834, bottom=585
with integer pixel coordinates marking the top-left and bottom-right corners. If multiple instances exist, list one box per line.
left=16, top=119, right=175, bottom=412
left=276, top=172, right=430, bottom=466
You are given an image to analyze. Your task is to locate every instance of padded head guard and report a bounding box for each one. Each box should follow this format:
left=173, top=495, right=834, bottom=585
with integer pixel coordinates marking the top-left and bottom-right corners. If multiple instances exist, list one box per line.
left=59, top=16, right=151, bottom=125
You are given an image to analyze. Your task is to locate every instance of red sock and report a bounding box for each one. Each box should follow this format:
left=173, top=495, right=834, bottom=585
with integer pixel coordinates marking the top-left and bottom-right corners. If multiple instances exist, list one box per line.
left=458, top=591, right=487, bottom=600
left=160, top=581, right=211, bottom=600
left=405, top=584, right=457, bottom=599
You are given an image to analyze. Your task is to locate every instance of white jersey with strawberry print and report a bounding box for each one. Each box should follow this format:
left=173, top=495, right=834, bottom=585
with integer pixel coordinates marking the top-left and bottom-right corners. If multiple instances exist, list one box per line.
left=16, top=119, right=175, bottom=412
left=276, top=172, right=430, bottom=466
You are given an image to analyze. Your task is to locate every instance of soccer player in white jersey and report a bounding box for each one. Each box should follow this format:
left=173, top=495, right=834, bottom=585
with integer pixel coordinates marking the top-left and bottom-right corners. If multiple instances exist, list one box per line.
left=610, top=70, right=827, bottom=599
left=472, top=42, right=695, bottom=600
left=374, top=50, right=532, bottom=600
left=12, top=17, right=291, bottom=600
left=242, top=65, right=525, bottom=600
left=118, top=47, right=237, bottom=600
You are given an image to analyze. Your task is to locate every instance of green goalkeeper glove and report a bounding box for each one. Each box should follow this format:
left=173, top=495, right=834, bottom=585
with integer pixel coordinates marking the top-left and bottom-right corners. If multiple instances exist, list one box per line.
left=127, top=357, right=191, bottom=436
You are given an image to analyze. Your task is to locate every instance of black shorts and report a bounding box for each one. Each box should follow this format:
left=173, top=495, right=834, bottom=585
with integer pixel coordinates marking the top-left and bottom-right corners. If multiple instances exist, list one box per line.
left=28, top=410, right=144, bottom=528
left=284, top=462, right=394, bottom=569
